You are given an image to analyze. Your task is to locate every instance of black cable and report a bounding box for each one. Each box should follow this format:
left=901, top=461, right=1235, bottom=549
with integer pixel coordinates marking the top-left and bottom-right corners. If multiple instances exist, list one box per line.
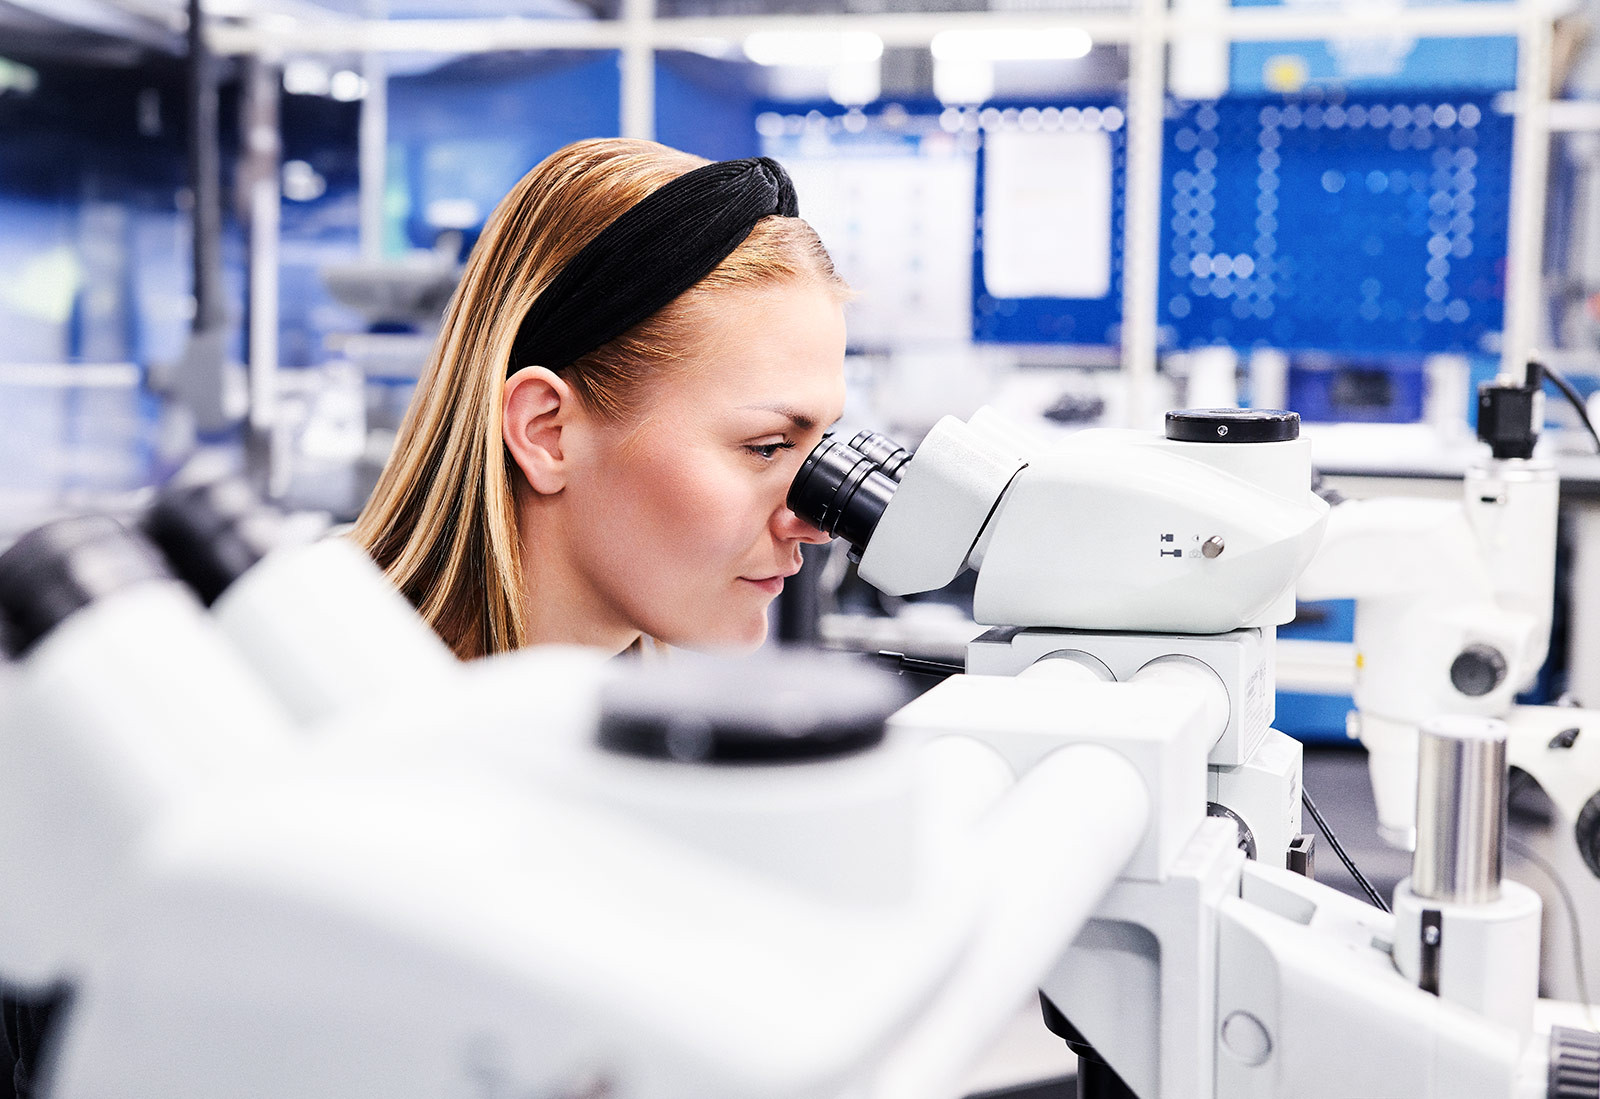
left=1540, top=361, right=1600, bottom=454
left=1302, top=788, right=1391, bottom=913
left=1507, top=832, right=1600, bottom=1032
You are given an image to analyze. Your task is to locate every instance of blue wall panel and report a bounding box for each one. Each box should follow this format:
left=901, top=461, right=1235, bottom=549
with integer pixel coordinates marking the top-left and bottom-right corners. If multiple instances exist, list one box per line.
left=1160, top=93, right=1512, bottom=354
left=388, top=52, right=621, bottom=252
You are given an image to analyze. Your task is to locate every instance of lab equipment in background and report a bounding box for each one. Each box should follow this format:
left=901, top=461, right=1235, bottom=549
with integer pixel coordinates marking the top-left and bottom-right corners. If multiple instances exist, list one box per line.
left=292, top=241, right=462, bottom=518
left=1286, top=354, right=1427, bottom=424
left=791, top=405, right=1592, bottom=1098
left=1296, top=362, right=1567, bottom=848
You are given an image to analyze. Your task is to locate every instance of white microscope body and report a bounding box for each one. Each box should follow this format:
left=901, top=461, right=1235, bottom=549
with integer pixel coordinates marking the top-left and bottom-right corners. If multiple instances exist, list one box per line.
left=0, top=500, right=1154, bottom=1099
left=789, top=405, right=1587, bottom=1097
left=4, top=406, right=1594, bottom=1099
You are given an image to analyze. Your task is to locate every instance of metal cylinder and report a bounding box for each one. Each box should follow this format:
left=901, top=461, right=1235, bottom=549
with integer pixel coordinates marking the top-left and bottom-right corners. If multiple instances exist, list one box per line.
left=1412, top=715, right=1508, bottom=903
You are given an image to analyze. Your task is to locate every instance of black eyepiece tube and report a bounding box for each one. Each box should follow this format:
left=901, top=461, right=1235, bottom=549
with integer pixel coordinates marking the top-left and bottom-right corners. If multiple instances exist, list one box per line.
left=142, top=478, right=286, bottom=607
left=0, top=515, right=176, bottom=659
left=847, top=431, right=912, bottom=481
left=787, top=437, right=900, bottom=553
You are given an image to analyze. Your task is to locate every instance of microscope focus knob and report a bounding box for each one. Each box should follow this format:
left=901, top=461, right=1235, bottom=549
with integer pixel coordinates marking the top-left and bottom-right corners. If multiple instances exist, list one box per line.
left=1449, top=644, right=1508, bottom=697
left=1547, top=1026, right=1600, bottom=1098
left=597, top=651, right=907, bottom=765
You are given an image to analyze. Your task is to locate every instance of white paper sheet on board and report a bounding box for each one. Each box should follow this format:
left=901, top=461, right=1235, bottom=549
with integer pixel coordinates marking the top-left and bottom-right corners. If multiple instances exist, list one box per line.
left=982, top=129, right=1113, bottom=300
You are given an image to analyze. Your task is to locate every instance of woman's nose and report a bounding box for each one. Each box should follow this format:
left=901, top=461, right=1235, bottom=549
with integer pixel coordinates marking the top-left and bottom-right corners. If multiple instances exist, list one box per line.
left=773, top=506, right=831, bottom=544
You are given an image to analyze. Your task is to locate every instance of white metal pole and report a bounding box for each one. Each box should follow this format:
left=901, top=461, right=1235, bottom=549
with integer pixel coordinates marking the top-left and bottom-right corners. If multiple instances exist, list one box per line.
left=243, top=55, right=281, bottom=444
left=1501, top=12, right=1555, bottom=382
left=1121, top=0, right=1168, bottom=428
left=620, top=0, right=656, bottom=141
left=360, top=49, right=388, bottom=258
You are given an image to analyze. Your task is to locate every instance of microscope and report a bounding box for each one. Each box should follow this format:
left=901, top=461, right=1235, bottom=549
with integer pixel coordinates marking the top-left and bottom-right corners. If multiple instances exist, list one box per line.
left=0, top=487, right=1166, bottom=1099
left=3, top=410, right=1597, bottom=1099
left=788, top=405, right=1599, bottom=1098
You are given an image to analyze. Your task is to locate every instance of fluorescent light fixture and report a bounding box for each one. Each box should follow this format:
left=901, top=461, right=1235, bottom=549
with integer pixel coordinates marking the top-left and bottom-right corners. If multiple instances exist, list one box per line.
left=934, top=58, right=994, bottom=105
left=283, top=58, right=331, bottom=97
left=744, top=31, right=884, bottom=67
left=829, top=61, right=881, bottom=106
left=680, top=37, right=741, bottom=60
left=930, top=27, right=1093, bottom=62
left=329, top=70, right=369, bottom=102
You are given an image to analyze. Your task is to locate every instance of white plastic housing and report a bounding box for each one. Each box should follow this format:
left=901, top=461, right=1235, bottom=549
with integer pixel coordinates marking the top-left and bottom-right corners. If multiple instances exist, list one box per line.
left=858, top=410, right=1328, bottom=636
left=0, top=583, right=292, bottom=988
left=211, top=538, right=460, bottom=728
left=973, top=433, right=1327, bottom=634
left=47, top=764, right=983, bottom=1099
left=1392, top=877, right=1542, bottom=1034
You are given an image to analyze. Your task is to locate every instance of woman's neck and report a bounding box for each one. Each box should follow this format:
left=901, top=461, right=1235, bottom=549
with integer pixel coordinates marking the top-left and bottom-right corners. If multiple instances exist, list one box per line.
left=516, top=505, right=642, bottom=657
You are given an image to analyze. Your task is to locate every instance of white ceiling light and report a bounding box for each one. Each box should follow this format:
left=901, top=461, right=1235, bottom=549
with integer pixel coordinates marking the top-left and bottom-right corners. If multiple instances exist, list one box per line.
left=282, top=58, right=331, bottom=97
left=828, top=62, right=881, bottom=107
left=934, top=58, right=994, bottom=105
left=930, top=27, right=1093, bottom=62
left=329, top=70, right=369, bottom=102
left=743, top=31, right=884, bottom=67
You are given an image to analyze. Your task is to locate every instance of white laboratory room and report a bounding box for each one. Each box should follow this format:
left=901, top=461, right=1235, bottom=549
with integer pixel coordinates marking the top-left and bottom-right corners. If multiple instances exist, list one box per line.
left=3, top=0, right=1600, bottom=1096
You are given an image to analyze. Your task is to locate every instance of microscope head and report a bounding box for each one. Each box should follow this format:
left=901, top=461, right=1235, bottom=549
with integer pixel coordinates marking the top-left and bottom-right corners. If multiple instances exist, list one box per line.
left=790, top=408, right=1329, bottom=635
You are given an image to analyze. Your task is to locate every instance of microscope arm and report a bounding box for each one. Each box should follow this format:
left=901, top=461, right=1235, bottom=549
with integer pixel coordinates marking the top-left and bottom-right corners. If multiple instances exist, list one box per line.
left=1295, top=495, right=1496, bottom=601
left=869, top=744, right=1150, bottom=1099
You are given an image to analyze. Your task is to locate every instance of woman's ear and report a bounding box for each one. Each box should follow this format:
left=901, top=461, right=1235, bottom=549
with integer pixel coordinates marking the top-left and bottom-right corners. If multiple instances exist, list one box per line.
left=504, top=366, right=577, bottom=495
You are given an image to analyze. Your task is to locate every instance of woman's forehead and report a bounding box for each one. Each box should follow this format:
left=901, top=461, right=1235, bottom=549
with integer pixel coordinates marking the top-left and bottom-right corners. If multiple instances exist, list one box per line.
left=658, top=286, right=847, bottom=419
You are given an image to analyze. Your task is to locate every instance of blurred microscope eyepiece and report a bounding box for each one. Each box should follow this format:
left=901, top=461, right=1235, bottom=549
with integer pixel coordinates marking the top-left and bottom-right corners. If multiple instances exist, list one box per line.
left=141, top=476, right=300, bottom=607
left=787, top=433, right=906, bottom=554
left=0, top=514, right=178, bottom=659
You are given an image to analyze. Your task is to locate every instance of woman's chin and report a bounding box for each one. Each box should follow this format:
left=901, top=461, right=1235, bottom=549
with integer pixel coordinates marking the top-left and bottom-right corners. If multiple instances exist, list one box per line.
left=667, top=615, right=770, bottom=654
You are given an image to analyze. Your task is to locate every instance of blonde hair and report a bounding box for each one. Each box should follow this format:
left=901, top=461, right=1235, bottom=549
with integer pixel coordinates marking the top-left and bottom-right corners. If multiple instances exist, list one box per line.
left=350, top=138, right=848, bottom=660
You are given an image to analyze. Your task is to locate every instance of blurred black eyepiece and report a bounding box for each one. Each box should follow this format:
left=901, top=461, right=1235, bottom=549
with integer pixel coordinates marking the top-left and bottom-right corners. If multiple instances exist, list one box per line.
left=0, top=515, right=176, bottom=659
left=787, top=436, right=901, bottom=553
left=142, top=477, right=286, bottom=607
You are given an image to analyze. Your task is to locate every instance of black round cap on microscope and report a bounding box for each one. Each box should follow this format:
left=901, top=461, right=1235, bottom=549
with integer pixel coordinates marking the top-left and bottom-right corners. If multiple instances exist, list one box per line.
left=597, top=651, right=909, bottom=764
left=0, top=515, right=177, bottom=659
left=142, top=477, right=284, bottom=606
left=1165, top=408, right=1300, bottom=444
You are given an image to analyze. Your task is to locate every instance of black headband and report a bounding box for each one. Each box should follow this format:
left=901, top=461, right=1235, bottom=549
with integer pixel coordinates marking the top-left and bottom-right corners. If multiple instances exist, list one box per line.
left=507, top=156, right=800, bottom=377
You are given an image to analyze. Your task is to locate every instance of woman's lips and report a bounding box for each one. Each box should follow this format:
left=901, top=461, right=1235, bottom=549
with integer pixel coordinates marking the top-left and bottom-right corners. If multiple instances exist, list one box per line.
left=740, top=575, right=786, bottom=596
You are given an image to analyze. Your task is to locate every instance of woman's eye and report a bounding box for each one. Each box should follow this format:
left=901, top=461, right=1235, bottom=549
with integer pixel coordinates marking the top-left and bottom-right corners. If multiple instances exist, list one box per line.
left=746, top=441, right=796, bottom=461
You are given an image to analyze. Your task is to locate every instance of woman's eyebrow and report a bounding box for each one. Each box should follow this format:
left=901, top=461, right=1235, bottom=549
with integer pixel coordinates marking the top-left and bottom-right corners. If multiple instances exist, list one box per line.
left=739, top=403, right=819, bottom=431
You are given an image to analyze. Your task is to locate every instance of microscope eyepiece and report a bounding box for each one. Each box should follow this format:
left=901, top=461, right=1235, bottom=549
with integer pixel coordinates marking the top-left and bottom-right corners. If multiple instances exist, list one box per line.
left=0, top=515, right=177, bottom=659
left=143, top=478, right=287, bottom=606
left=787, top=436, right=900, bottom=553
left=847, top=431, right=912, bottom=481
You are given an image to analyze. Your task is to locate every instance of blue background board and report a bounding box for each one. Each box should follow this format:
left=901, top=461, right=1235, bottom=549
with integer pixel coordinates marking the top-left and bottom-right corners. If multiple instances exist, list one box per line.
left=387, top=51, right=622, bottom=255
left=656, top=51, right=762, bottom=163
left=972, top=100, right=1127, bottom=346
left=1159, top=93, right=1513, bottom=354
left=1230, top=38, right=1519, bottom=95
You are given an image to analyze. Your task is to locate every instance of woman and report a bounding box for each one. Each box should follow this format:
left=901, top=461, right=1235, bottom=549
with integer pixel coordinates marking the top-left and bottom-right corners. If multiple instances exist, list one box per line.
left=352, top=139, right=850, bottom=659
